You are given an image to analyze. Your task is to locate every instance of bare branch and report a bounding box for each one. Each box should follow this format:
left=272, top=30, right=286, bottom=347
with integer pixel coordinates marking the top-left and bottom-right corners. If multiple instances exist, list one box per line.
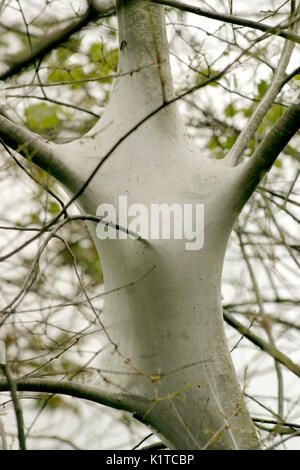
left=7, top=94, right=100, bottom=118
left=236, top=228, right=284, bottom=419
left=223, top=309, right=300, bottom=379
left=0, top=377, right=151, bottom=418
left=0, top=416, right=8, bottom=450
left=225, top=26, right=296, bottom=166
left=0, top=113, right=64, bottom=180
left=151, top=0, right=300, bottom=44
left=0, top=4, right=106, bottom=81
left=0, top=365, right=26, bottom=450
left=235, top=101, right=300, bottom=205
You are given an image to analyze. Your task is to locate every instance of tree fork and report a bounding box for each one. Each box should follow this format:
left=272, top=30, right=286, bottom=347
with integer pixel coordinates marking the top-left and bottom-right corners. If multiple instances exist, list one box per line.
left=46, top=0, right=262, bottom=449
left=5, top=0, right=300, bottom=449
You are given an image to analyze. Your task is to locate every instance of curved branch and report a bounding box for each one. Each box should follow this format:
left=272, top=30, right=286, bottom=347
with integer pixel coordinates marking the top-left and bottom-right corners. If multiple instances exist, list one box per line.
left=235, top=101, right=300, bottom=204
left=0, top=5, right=100, bottom=81
left=0, top=113, right=65, bottom=180
left=280, top=65, right=300, bottom=89
left=225, top=29, right=296, bottom=166
left=0, top=377, right=151, bottom=417
left=151, top=0, right=300, bottom=44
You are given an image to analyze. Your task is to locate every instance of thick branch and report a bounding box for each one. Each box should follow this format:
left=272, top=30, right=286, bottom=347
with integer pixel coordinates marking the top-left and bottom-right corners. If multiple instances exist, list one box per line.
left=228, top=102, right=300, bottom=211
left=236, top=101, right=300, bottom=203
left=0, top=3, right=110, bottom=81
left=0, top=113, right=64, bottom=180
left=223, top=310, right=300, bottom=378
left=225, top=31, right=295, bottom=166
left=0, top=377, right=151, bottom=418
left=151, top=0, right=300, bottom=44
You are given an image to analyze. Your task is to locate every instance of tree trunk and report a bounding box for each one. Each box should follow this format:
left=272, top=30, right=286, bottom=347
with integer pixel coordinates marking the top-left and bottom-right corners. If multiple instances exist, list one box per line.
left=51, top=0, right=261, bottom=450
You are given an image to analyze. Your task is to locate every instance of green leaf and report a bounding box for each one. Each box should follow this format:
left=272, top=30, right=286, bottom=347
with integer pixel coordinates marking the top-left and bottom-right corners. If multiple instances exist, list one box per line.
left=225, top=104, right=236, bottom=118
left=246, top=138, right=255, bottom=156
left=208, top=136, right=220, bottom=150
left=47, top=68, right=70, bottom=83
left=257, top=79, right=268, bottom=97
left=89, top=43, right=103, bottom=62
left=257, top=104, right=284, bottom=134
left=89, top=44, right=118, bottom=70
left=195, top=68, right=219, bottom=87
left=57, top=47, right=73, bottom=64
left=241, top=105, right=254, bottom=118
left=86, top=44, right=118, bottom=84
left=48, top=202, right=60, bottom=215
left=274, top=158, right=282, bottom=168
left=69, top=65, right=85, bottom=89
left=286, top=145, right=296, bottom=158
left=29, top=213, right=41, bottom=224
left=25, top=103, right=60, bottom=132
left=224, top=135, right=237, bottom=149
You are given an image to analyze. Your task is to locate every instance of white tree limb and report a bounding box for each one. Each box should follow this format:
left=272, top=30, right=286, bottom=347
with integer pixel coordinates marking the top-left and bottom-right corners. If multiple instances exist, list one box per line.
left=0, top=113, right=66, bottom=180
left=225, top=38, right=296, bottom=166
left=236, top=101, right=300, bottom=207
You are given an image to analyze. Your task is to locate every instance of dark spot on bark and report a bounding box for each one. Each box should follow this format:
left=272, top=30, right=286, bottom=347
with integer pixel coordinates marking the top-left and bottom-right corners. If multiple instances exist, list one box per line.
left=120, top=40, right=127, bottom=51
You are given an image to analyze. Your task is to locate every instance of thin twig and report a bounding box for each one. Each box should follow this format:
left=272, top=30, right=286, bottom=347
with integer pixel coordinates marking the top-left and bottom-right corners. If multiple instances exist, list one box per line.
left=0, top=365, right=26, bottom=450
left=0, top=416, right=8, bottom=450
left=236, top=228, right=284, bottom=419
left=223, top=309, right=300, bottom=378
left=225, top=3, right=298, bottom=166
left=151, top=0, right=300, bottom=44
